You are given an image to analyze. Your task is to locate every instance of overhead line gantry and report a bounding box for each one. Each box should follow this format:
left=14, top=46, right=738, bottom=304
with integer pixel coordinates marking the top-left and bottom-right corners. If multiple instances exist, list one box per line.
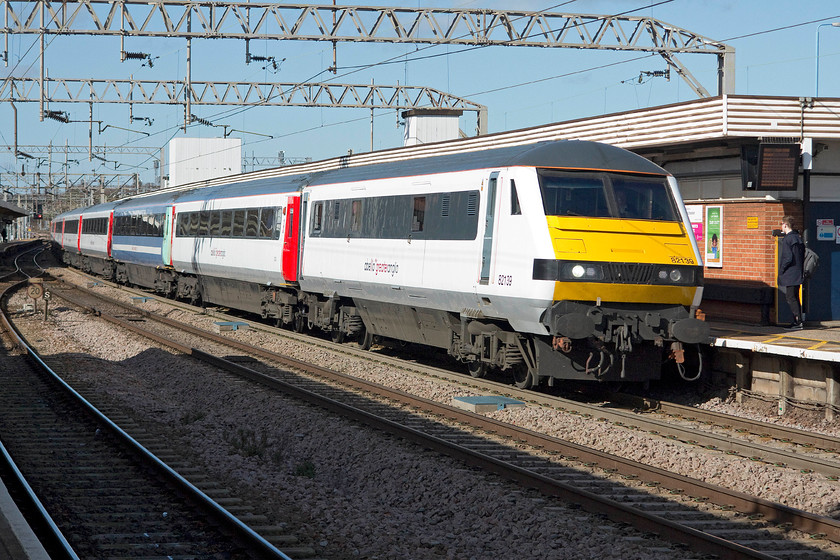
left=2, top=1, right=735, bottom=98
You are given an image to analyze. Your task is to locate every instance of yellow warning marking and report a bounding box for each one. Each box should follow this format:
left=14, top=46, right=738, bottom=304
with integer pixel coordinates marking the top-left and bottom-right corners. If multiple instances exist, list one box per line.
left=809, top=341, right=828, bottom=350
left=762, top=336, right=785, bottom=344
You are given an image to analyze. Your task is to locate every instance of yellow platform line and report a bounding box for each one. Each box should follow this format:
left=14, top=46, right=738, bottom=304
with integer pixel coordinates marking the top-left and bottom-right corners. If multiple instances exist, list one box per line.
left=762, top=336, right=786, bottom=344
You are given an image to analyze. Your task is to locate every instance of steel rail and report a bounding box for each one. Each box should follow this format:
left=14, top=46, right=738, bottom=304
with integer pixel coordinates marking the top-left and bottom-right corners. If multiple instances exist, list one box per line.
left=0, top=281, right=293, bottom=560
left=43, top=278, right=840, bottom=556
left=618, top=393, right=840, bottom=452
left=53, top=273, right=840, bottom=476
left=0, top=278, right=79, bottom=560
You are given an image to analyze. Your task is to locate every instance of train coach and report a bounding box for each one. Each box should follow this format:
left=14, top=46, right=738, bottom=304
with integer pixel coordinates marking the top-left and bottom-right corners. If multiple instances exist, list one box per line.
left=52, top=140, right=710, bottom=389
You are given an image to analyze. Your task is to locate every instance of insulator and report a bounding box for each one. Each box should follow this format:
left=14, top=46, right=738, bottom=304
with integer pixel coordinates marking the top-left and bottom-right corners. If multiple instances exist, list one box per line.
left=45, top=110, right=69, bottom=123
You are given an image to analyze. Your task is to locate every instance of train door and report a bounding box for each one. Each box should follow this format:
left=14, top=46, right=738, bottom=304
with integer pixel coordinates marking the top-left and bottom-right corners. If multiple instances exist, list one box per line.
left=479, top=171, right=500, bottom=285
left=162, top=206, right=174, bottom=266
left=77, top=216, right=83, bottom=253
left=282, top=195, right=301, bottom=282
left=107, top=211, right=114, bottom=258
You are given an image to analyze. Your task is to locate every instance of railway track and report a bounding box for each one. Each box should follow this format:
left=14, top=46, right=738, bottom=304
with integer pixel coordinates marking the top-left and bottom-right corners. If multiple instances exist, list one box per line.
left=30, top=268, right=840, bottom=558
left=48, top=267, right=840, bottom=479
left=0, top=250, right=299, bottom=559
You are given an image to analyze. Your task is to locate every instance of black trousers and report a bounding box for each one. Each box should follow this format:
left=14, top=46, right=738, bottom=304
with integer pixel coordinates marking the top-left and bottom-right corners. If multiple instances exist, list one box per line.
left=784, top=284, right=802, bottom=322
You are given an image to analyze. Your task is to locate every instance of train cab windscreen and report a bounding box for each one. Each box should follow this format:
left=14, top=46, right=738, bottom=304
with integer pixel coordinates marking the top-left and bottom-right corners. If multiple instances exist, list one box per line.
left=537, top=170, right=678, bottom=222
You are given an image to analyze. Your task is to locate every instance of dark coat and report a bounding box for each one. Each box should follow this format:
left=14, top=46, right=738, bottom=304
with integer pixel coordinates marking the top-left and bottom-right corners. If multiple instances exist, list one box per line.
left=780, top=230, right=805, bottom=287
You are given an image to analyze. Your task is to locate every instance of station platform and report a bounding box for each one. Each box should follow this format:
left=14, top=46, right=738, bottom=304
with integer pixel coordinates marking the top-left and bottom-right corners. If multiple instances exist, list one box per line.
left=708, top=320, right=840, bottom=417
left=711, top=321, right=840, bottom=363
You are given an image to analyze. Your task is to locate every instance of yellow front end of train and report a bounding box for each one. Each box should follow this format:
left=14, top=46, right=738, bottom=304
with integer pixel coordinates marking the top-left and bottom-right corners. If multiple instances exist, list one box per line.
left=533, top=167, right=708, bottom=382
left=547, top=216, right=702, bottom=307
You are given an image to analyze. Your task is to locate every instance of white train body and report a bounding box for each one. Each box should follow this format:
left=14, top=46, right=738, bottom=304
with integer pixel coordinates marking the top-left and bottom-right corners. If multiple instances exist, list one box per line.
left=299, top=165, right=555, bottom=337
left=170, top=193, right=289, bottom=284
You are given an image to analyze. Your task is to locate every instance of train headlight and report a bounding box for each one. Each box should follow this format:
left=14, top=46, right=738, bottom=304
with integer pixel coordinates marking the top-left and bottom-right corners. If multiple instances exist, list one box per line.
left=653, top=266, right=694, bottom=285
left=559, top=262, right=603, bottom=281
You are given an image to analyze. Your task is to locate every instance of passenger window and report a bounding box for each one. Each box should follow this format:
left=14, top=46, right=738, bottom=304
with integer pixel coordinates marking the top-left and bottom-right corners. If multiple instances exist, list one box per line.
left=259, top=208, right=275, bottom=238
left=220, top=211, right=233, bottom=237
left=351, top=200, right=362, bottom=232
left=209, top=211, right=222, bottom=237
left=199, top=211, right=211, bottom=237
left=412, top=197, right=426, bottom=232
left=189, top=212, right=201, bottom=237
left=245, top=209, right=260, bottom=237
left=232, top=210, right=246, bottom=237
left=312, top=203, right=323, bottom=233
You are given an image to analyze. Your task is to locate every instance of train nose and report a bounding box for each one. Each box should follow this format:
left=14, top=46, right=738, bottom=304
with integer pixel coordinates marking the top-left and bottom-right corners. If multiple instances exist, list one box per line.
left=671, top=317, right=711, bottom=344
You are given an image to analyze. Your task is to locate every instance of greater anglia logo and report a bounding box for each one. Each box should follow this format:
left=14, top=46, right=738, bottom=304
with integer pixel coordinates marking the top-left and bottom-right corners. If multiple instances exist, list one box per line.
left=210, top=248, right=226, bottom=257
left=363, top=258, right=399, bottom=276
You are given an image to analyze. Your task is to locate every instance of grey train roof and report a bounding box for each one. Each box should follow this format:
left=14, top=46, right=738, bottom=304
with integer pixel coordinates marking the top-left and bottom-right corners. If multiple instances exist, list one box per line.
left=59, top=140, right=667, bottom=216
left=175, top=140, right=667, bottom=202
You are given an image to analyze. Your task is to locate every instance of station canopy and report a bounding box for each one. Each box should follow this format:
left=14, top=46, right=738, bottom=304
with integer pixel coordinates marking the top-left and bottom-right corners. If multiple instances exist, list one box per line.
left=0, top=200, right=28, bottom=221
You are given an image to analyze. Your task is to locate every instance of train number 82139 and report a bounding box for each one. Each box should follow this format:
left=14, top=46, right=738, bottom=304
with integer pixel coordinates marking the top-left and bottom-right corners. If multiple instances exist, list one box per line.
left=669, top=256, right=695, bottom=265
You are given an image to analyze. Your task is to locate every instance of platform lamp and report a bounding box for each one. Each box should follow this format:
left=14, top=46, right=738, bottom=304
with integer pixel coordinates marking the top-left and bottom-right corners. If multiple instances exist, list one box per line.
left=815, top=22, right=840, bottom=97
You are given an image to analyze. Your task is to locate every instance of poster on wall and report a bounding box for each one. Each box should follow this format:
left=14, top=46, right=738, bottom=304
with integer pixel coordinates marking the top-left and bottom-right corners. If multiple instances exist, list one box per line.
left=685, top=205, right=704, bottom=247
left=705, top=205, right=723, bottom=268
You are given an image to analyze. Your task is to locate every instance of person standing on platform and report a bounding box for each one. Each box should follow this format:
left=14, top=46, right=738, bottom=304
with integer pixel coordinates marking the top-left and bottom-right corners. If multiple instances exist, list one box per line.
left=779, top=215, right=805, bottom=330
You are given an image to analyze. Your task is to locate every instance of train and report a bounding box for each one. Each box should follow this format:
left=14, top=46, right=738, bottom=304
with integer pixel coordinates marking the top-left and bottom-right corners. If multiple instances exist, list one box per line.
left=51, top=139, right=709, bottom=389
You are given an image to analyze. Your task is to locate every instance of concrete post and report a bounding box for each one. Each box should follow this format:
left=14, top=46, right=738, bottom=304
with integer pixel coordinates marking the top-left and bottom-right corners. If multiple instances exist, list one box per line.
left=778, top=358, right=793, bottom=416
left=827, top=365, right=839, bottom=422
left=735, top=352, right=751, bottom=404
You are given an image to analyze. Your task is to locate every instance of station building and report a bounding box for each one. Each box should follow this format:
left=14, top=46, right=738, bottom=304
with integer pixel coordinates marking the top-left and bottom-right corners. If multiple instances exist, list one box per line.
left=505, top=95, right=840, bottom=326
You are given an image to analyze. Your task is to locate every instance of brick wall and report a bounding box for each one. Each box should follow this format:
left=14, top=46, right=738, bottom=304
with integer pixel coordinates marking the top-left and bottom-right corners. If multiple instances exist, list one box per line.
left=696, top=201, right=802, bottom=324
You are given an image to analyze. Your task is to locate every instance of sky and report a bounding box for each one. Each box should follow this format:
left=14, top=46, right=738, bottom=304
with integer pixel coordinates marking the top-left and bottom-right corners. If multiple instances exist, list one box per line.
left=2, top=0, right=840, bottom=190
